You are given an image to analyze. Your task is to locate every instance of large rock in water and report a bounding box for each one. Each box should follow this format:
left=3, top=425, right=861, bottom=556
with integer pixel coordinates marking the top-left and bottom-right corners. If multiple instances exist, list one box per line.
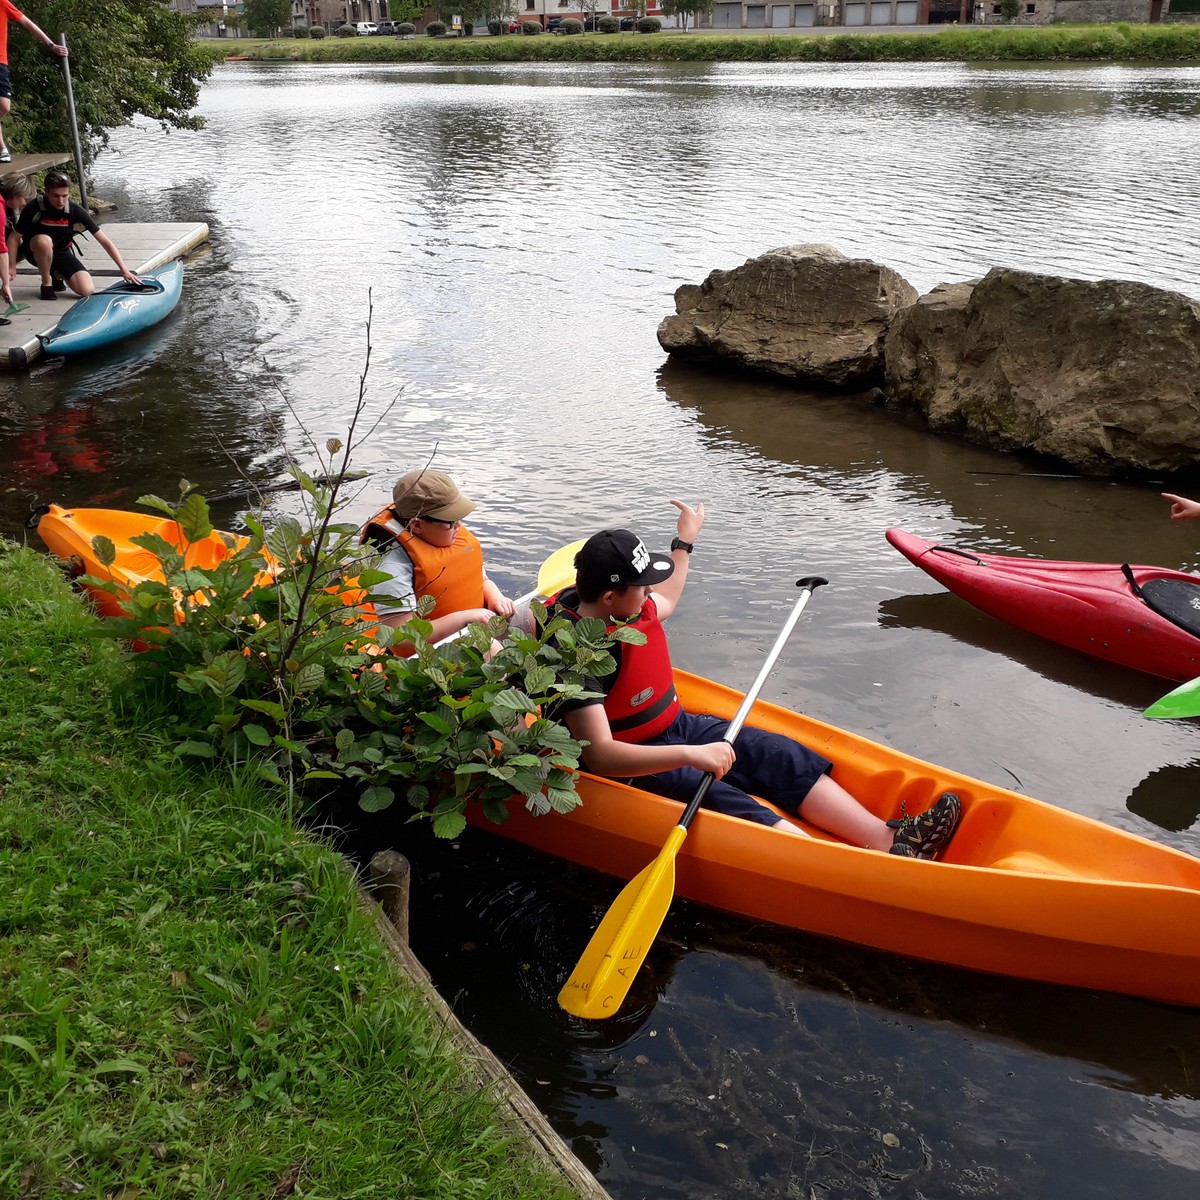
left=885, top=268, right=1200, bottom=474
left=657, top=245, right=919, bottom=387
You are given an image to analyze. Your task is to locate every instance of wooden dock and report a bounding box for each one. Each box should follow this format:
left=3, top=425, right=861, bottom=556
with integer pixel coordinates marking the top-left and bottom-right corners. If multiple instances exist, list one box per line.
left=2, top=220, right=210, bottom=369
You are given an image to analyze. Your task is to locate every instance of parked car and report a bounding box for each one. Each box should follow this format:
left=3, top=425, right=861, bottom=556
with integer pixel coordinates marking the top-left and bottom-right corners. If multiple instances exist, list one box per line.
left=375, top=19, right=397, bottom=34
left=507, top=18, right=521, bottom=30
left=355, top=21, right=377, bottom=35
left=546, top=16, right=562, bottom=31
left=618, top=16, right=635, bottom=28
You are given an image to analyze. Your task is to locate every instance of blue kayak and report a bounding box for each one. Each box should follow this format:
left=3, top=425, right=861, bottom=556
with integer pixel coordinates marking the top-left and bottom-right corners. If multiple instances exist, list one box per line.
left=40, top=259, right=184, bottom=357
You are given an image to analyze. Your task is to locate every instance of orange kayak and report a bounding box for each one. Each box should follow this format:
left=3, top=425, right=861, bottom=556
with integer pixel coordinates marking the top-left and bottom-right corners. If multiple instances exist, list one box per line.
left=32, top=504, right=373, bottom=629
left=469, top=670, right=1200, bottom=1008
left=33, top=503, right=275, bottom=618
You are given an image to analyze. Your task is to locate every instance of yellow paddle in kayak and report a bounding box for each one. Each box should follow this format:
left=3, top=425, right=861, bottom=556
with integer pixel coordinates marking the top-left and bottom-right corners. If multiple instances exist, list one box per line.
left=519, top=538, right=585, bottom=609
left=433, top=539, right=584, bottom=647
left=1144, top=676, right=1200, bottom=720
left=557, top=575, right=829, bottom=1020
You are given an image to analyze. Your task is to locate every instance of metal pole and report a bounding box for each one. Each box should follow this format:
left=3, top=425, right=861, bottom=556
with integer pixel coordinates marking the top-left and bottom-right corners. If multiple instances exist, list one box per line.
left=58, top=35, right=88, bottom=211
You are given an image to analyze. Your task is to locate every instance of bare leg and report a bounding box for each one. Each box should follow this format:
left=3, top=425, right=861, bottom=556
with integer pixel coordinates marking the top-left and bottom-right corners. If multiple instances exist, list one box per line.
left=65, top=268, right=94, bottom=298
left=797, top=775, right=893, bottom=851
left=0, top=96, right=10, bottom=154
left=29, top=234, right=54, bottom=288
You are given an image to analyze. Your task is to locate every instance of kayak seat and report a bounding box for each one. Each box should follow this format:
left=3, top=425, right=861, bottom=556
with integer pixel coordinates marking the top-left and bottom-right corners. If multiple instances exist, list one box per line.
left=1125, top=571, right=1200, bottom=640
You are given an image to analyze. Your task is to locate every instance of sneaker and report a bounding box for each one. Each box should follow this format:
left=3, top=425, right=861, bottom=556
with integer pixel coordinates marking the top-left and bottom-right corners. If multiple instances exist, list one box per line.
left=0, top=148, right=10, bottom=164
left=39, top=284, right=57, bottom=301
left=888, top=792, right=962, bottom=860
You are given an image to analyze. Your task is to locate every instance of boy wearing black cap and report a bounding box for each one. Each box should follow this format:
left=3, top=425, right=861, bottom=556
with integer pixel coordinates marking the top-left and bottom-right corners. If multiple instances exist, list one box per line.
left=549, top=500, right=961, bottom=859
left=360, top=467, right=514, bottom=645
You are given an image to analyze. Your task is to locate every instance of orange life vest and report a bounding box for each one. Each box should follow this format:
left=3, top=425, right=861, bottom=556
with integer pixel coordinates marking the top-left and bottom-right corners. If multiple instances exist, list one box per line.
left=360, top=506, right=485, bottom=619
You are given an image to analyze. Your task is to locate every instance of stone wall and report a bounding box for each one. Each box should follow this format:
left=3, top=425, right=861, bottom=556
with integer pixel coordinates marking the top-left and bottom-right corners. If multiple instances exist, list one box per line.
left=1052, top=0, right=1154, bottom=19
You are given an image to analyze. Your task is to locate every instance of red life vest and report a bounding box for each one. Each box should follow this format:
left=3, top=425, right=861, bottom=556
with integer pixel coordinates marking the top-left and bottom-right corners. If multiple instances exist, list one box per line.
left=555, top=593, right=681, bottom=743
left=360, top=506, right=485, bottom=619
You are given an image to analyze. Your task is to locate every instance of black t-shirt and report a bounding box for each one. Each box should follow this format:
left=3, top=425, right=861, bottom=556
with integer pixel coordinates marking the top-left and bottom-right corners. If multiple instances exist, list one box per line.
left=15, top=197, right=99, bottom=252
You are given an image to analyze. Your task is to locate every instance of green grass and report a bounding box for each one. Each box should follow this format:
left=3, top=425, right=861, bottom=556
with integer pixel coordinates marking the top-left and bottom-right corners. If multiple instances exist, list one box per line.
left=205, top=22, right=1200, bottom=64
left=0, top=541, right=573, bottom=1200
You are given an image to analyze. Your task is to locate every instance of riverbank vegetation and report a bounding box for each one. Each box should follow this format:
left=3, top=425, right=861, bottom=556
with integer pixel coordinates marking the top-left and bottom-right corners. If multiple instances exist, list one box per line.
left=8, top=1, right=212, bottom=164
left=201, top=22, right=1200, bottom=65
left=0, top=541, right=575, bottom=1199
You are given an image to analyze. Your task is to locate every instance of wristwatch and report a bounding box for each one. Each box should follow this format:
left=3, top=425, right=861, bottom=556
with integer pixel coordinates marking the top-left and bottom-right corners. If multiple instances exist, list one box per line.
left=670, top=537, right=693, bottom=554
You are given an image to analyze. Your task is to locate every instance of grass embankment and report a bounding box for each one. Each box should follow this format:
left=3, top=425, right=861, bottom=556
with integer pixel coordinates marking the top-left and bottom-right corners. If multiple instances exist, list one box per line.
left=202, top=22, right=1200, bottom=64
left=0, top=542, right=572, bottom=1200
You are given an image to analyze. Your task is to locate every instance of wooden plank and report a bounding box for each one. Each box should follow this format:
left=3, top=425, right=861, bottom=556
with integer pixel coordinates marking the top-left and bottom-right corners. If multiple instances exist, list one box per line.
left=0, top=151, right=71, bottom=178
left=361, top=877, right=614, bottom=1200
left=1, top=221, right=210, bottom=369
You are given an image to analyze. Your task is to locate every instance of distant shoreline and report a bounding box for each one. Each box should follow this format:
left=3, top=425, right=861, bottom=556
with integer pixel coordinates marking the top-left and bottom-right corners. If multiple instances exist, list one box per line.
left=196, top=23, right=1200, bottom=66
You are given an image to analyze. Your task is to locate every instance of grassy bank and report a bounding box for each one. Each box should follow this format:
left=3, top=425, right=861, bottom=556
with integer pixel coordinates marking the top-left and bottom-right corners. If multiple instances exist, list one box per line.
left=0, top=542, right=573, bottom=1200
left=201, top=22, right=1200, bottom=64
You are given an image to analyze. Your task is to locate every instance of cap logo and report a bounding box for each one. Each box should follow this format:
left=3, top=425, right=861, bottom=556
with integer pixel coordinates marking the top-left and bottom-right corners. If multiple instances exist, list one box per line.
left=630, top=539, right=651, bottom=574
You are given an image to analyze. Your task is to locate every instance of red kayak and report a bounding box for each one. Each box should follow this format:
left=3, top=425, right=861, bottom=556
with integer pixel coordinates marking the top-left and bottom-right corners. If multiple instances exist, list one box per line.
left=886, top=529, right=1200, bottom=683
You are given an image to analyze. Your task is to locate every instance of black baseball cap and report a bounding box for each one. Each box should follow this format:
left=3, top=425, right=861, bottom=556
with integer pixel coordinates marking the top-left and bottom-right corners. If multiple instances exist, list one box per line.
left=576, top=529, right=675, bottom=592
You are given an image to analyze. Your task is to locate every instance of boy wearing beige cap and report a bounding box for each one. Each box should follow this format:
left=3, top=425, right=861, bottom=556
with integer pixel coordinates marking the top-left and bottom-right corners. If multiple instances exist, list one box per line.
left=360, top=468, right=514, bottom=644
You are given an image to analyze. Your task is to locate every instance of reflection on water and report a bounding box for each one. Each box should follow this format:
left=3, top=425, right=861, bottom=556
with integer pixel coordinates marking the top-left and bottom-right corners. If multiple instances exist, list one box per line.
left=402, top=828, right=1200, bottom=1200
left=1128, top=760, right=1200, bottom=832
left=5, top=58, right=1200, bottom=1200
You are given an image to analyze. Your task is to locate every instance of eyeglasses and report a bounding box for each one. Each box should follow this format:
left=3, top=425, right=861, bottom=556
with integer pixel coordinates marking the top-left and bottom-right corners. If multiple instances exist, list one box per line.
left=417, top=515, right=461, bottom=527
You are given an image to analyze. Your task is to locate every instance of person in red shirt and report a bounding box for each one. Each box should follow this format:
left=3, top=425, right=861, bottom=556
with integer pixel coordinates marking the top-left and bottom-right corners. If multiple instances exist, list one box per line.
left=0, top=169, right=34, bottom=311
left=0, top=1, right=68, bottom=163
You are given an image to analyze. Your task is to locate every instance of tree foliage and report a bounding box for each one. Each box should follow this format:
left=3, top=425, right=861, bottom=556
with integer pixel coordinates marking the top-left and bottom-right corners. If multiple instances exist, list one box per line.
left=6, top=0, right=212, bottom=168
left=243, top=0, right=292, bottom=36
left=661, top=0, right=713, bottom=29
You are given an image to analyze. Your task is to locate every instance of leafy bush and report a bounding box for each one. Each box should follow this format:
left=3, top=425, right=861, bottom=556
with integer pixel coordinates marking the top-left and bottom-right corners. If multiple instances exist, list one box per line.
left=598, top=15, right=620, bottom=31
left=310, top=24, right=326, bottom=37
left=427, top=20, right=447, bottom=34
left=335, top=23, right=356, bottom=36
left=522, top=20, right=543, bottom=33
left=488, top=18, right=503, bottom=33
left=85, top=473, right=627, bottom=835
left=276, top=27, right=294, bottom=37
left=294, top=24, right=310, bottom=37
left=559, top=17, right=583, bottom=33
left=637, top=16, right=662, bottom=31
left=397, top=21, right=415, bottom=33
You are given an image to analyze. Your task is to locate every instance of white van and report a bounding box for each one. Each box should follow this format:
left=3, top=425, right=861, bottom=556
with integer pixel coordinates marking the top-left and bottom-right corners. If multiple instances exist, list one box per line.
left=355, top=21, right=378, bottom=35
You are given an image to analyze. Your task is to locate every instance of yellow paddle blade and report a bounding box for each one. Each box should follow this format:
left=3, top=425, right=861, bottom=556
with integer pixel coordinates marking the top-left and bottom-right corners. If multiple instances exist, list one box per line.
left=558, top=825, right=689, bottom=1019
left=536, top=538, right=584, bottom=599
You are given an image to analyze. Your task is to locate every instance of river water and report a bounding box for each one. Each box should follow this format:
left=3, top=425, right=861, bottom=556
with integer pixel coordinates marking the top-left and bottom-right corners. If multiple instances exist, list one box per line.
left=5, top=59, right=1200, bottom=1198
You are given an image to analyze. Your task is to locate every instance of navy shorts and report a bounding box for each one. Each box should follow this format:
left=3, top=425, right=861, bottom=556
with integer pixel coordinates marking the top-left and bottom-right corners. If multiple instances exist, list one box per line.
left=623, top=709, right=833, bottom=827
left=0, top=64, right=11, bottom=101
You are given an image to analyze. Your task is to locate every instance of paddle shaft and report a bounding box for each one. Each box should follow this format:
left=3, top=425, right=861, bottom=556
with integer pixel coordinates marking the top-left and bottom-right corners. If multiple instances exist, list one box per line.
left=431, top=584, right=540, bottom=649
left=432, top=539, right=584, bottom=648
left=674, top=575, right=829, bottom=832
left=206, top=471, right=370, bottom=505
